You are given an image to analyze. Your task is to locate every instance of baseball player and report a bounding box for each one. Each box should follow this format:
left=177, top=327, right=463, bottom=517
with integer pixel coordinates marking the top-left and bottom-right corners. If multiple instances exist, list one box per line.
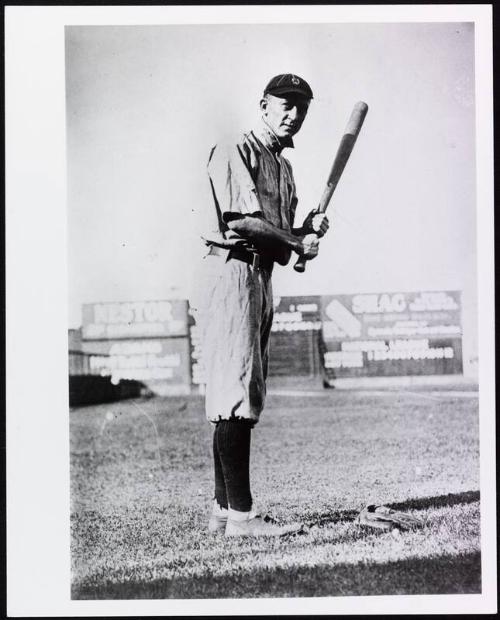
left=197, top=74, right=329, bottom=537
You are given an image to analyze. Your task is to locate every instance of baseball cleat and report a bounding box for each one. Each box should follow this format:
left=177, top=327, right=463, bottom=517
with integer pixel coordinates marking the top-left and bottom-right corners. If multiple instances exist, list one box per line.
left=225, top=514, right=304, bottom=537
left=208, top=512, right=228, bottom=533
left=208, top=500, right=228, bottom=533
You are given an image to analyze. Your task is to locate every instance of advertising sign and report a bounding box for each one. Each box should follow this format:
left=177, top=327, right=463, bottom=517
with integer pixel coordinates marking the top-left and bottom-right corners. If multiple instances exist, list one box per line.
left=320, top=291, right=463, bottom=378
left=82, top=300, right=189, bottom=340
left=82, top=337, right=191, bottom=388
left=271, top=296, right=321, bottom=332
left=189, top=307, right=205, bottom=386
left=270, top=296, right=322, bottom=376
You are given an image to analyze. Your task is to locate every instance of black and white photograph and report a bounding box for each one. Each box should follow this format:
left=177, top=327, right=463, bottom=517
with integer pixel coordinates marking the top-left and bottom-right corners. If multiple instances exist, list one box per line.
left=6, top=4, right=496, bottom=616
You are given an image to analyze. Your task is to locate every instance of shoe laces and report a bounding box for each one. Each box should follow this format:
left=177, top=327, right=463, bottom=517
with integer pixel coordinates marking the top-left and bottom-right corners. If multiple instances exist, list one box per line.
left=261, top=514, right=277, bottom=524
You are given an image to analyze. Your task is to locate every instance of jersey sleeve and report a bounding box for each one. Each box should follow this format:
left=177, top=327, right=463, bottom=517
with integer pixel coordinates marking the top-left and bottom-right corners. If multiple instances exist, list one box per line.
left=207, top=139, right=263, bottom=222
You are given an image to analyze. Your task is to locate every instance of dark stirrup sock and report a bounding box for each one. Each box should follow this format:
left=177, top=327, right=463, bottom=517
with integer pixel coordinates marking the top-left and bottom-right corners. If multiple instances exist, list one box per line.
left=213, top=428, right=228, bottom=509
left=215, top=419, right=253, bottom=512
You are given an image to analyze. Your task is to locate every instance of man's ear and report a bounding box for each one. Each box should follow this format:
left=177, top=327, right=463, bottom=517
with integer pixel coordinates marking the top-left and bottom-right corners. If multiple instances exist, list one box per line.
left=260, top=97, right=268, bottom=115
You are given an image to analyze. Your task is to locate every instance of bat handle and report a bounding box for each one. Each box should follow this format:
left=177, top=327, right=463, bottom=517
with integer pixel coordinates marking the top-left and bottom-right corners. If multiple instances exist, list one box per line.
left=293, top=255, right=307, bottom=273
left=294, top=213, right=323, bottom=273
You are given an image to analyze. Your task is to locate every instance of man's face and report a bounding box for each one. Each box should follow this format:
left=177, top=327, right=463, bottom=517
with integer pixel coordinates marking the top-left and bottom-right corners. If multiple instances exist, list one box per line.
left=260, top=93, right=310, bottom=139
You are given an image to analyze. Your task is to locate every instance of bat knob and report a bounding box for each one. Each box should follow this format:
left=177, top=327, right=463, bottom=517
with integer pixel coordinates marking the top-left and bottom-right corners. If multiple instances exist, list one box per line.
left=293, top=257, right=307, bottom=273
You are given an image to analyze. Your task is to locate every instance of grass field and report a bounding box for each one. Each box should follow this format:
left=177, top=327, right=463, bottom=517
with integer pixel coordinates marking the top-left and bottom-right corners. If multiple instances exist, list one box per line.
left=70, top=383, right=481, bottom=599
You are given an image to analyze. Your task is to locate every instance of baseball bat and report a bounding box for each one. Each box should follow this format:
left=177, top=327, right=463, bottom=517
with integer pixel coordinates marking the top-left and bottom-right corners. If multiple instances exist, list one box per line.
left=293, top=101, right=369, bottom=273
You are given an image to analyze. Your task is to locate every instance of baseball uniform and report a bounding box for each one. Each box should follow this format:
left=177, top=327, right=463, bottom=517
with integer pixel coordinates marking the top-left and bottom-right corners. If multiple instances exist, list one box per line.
left=198, top=74, right=318, bottom=533
left=198, top=122, right=298, bottom=425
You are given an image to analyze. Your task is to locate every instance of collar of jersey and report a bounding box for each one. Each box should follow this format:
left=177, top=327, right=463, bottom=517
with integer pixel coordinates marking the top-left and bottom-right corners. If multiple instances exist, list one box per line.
left=257, top=119, right=294, bottom=154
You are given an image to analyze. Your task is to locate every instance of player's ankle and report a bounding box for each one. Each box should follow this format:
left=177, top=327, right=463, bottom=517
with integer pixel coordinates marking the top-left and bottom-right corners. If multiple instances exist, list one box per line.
left=228, top=506, right=256, bottom=521
left=213, top=499, right=228, bottom=515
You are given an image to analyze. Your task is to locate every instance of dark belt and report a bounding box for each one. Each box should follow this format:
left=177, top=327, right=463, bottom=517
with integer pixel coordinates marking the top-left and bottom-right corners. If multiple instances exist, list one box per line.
left=207, top=245, right=272, bottom=270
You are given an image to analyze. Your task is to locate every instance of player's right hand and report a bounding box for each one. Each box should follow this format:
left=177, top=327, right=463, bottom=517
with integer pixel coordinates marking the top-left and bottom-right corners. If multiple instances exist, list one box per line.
left=298, top=233, right=319, bottom=259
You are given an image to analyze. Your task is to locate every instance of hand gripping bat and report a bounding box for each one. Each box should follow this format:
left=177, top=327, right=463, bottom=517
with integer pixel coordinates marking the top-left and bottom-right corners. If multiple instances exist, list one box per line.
left=294, top=101, right=369, bottom=273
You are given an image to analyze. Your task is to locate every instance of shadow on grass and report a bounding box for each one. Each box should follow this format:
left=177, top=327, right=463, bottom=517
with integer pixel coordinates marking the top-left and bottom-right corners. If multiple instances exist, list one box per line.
left=72, top=550, right=481, bottom=599
left=389, top=490, right=479, bottom=513
left=305, top=490, right=480, bottom=528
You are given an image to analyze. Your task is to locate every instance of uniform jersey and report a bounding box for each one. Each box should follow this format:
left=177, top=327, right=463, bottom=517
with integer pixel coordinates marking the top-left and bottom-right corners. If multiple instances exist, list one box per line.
left=197, top=121, right=299, bottom=424
left=201, top=122, right=298, bottom=248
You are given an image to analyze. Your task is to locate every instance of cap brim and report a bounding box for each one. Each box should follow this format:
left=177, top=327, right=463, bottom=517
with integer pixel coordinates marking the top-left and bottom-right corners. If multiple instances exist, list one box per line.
left=265, top=87, right=313, bottom=99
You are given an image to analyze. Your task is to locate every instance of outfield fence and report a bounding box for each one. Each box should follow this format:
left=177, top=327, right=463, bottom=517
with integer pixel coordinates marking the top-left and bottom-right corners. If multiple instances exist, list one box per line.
left=69, top=350, right=111, bottom=376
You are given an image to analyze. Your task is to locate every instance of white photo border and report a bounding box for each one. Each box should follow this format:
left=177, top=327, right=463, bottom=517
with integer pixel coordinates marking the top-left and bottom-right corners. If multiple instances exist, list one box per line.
left=5, top=4, right=496, bottom=616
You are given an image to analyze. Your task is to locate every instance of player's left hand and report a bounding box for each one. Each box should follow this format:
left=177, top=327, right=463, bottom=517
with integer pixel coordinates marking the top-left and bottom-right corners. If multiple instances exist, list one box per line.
left=303, top=210, right=330, bottom=238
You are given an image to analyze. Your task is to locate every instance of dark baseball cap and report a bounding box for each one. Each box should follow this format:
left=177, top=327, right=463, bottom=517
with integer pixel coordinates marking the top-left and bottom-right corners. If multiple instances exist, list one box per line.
left=264, top=73, right=314, bottom=99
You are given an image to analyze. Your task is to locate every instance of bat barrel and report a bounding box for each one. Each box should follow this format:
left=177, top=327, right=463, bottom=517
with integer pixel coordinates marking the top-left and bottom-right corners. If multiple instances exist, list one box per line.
left=345, top=101, right=369, bottom=136
left=294, top=100, right=368, bottom=273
